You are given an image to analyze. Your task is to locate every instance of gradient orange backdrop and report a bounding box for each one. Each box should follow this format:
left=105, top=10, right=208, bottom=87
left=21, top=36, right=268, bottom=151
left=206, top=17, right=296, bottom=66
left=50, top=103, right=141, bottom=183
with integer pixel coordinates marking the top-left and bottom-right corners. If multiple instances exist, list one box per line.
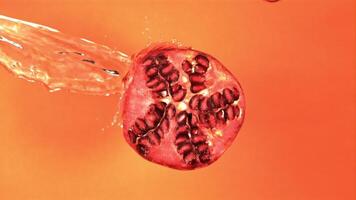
left=0, top=0, right=355, bottom=200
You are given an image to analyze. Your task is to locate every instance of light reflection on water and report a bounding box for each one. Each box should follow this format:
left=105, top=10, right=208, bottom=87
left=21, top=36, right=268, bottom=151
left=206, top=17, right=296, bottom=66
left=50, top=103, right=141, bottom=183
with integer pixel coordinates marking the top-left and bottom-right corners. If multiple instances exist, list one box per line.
left=0, top=15, right=131, bottom=97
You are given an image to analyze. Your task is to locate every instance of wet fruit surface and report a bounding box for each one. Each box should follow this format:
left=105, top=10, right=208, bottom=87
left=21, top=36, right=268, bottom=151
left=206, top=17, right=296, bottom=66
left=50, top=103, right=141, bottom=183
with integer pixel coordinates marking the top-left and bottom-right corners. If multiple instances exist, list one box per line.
left=122, top=44, right=245, bottom=170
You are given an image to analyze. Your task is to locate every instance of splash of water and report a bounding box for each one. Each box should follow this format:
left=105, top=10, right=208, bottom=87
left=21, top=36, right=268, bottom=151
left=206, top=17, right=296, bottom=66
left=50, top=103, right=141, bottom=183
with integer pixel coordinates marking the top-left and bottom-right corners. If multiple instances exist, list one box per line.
left=0, top=15, right=131, bottom=96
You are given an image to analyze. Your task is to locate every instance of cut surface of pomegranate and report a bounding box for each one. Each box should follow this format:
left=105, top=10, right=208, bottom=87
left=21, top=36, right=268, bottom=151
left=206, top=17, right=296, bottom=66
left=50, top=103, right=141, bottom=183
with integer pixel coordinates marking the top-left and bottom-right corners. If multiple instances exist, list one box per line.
left=123, top=44, right=245, bottom=170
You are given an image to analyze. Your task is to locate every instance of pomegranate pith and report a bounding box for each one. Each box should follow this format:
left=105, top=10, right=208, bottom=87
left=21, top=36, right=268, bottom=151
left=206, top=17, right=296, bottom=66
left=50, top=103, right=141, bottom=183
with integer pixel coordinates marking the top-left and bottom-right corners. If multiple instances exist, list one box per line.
left=122, top=44, right=245, bottom=170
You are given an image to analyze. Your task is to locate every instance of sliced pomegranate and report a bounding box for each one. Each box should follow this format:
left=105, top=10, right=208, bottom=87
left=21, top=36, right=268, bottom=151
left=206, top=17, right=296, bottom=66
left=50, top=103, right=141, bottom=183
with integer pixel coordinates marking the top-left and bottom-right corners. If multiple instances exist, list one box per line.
left=122, top=44, right=245, bottom=170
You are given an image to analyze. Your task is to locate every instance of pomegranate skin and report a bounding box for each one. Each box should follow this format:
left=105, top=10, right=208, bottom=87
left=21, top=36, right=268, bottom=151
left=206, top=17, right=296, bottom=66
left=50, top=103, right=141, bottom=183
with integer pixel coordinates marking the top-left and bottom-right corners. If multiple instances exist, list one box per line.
left=122, top=43, right=245, bottom=170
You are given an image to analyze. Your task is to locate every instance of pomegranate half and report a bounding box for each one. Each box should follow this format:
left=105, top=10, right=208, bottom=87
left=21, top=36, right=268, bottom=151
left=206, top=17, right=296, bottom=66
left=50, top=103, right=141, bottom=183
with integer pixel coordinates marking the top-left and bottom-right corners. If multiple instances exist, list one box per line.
left=122, top=44, right=245, bottom=170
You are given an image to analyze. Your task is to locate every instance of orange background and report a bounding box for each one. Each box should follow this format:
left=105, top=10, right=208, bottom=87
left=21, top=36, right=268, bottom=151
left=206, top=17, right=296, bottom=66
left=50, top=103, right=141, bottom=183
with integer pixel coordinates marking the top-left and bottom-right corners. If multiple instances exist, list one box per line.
left=0, top=0, right=355, bottom=199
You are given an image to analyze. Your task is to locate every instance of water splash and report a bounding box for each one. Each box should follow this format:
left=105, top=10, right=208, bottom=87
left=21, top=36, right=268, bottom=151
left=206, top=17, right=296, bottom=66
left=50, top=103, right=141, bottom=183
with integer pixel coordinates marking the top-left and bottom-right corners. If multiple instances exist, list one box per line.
left=100, top=107, right=123, bottom=133
left=0, top=15, right=131, bottom=96
left=142, top=15, right=153, bottom=45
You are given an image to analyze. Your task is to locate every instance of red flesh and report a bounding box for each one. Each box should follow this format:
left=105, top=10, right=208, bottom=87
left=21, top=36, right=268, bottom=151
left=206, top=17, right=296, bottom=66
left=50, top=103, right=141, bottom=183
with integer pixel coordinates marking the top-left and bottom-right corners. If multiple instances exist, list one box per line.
left=122, top=44, right=245, bottom=170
